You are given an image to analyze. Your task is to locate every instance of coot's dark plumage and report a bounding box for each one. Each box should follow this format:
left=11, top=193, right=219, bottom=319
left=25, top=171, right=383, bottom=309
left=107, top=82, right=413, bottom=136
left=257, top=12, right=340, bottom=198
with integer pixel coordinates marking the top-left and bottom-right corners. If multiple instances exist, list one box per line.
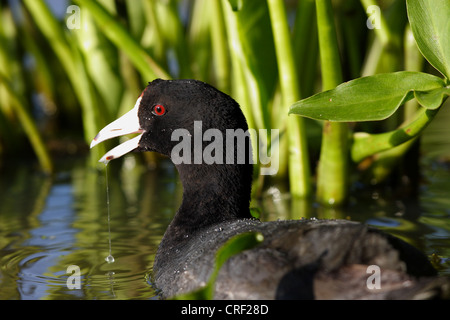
left=91, top=79, right=449, bottom=299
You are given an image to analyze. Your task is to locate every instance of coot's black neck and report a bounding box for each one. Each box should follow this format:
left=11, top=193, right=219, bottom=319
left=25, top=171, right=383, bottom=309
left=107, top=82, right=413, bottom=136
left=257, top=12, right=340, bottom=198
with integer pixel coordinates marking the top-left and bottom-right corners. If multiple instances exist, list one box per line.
left=161, top=161, right=253, bottom=247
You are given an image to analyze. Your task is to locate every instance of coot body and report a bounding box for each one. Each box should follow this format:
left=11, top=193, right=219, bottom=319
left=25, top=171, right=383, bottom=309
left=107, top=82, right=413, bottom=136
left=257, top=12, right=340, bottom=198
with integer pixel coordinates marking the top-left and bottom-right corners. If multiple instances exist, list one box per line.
left=154, top=218, right=439, bottom=299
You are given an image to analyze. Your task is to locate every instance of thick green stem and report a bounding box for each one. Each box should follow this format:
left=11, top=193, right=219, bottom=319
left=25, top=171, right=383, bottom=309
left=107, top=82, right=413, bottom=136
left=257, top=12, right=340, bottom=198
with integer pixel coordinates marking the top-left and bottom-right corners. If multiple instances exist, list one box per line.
left=221, top=0, right=262, bottom=174
left=315, top=0, right=349, bottom=205
left=352, top=107, right=439, bottom=163
left=293, top=0, right=318, bottom=98
left=221, top=1, right=254, bottom=130
left=267, top=0, right=311, bottom=198
left=316, top=0, right=343, bottom=90
left=210, top=0, right=230, bottom=94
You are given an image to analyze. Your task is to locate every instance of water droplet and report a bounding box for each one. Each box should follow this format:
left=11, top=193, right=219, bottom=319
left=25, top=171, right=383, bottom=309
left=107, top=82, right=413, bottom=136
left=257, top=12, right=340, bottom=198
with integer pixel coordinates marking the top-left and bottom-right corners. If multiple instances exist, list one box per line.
left=104, top=165, right=115, bottom=265
left=105, top=254, right=115, bottom=264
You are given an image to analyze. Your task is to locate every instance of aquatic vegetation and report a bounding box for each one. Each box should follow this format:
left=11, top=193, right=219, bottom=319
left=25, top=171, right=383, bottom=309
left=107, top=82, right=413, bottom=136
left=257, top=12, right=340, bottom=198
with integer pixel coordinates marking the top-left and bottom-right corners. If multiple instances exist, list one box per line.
left=0, top=0, right=449, bottom=206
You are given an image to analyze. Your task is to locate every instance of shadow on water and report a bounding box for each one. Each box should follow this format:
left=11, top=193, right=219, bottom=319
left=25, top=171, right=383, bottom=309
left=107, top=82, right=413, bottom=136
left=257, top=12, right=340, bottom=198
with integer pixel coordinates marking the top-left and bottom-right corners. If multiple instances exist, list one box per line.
left=0, top=106, right=449, bottom=299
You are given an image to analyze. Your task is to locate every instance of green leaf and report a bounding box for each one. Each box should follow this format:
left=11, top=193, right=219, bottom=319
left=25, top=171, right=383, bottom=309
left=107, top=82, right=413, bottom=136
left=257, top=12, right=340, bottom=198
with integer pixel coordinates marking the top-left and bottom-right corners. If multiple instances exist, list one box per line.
left=0, top=73, right=53, bottom=173
left=172, top=232, right=263, bottom=300
left=289, top=72, right=445, bottom=122
left=407, top=0, right=450, bottom=79
left=23, top=0, right=106, bottom=164
left=414, top=87, right=450, bottom=110
left=73, top=9, right=122, bottom=118
left=223, top=0, right=278, bottom=130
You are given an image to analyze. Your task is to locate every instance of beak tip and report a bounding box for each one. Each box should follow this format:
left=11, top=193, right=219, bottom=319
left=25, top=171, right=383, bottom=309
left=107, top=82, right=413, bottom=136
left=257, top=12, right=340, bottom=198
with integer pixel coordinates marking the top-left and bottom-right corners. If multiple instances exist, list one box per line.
left=90, top=140, right=97, bottom=149
left=90, top=133, right=103, bottom=149
left=90, top=101, right=143, bottom=163
left=99, top=155, right=112, bottom=165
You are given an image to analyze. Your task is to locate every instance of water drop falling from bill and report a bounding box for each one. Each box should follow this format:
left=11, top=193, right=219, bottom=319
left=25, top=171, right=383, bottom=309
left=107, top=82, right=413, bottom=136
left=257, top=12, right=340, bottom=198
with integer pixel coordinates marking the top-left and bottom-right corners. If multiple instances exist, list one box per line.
left=105, top=254, right=115, bottom=264
left=105, top=164, right=115, bottom=264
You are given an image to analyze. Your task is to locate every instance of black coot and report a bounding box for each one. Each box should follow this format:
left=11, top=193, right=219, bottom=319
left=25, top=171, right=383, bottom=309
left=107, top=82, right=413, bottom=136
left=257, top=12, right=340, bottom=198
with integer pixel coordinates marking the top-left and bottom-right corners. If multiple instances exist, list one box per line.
left=91, top=79, right=448, bottom=299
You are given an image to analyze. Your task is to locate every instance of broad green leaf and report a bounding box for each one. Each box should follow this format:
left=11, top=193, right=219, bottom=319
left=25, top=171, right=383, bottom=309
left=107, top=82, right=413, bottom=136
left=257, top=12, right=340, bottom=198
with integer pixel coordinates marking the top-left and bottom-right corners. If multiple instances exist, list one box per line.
left=289, top=72, right=445, bottom=122
left=415, top=87, right=450, bottom=110
left=407, top=0, right=450, bottom=79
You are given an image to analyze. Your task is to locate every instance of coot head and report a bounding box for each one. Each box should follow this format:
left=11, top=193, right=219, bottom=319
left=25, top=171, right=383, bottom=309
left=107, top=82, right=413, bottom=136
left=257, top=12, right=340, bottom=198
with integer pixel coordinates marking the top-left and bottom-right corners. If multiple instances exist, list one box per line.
left=92, top=79, right=250, bottom=159
left=91, top=79, right=253, bottom=243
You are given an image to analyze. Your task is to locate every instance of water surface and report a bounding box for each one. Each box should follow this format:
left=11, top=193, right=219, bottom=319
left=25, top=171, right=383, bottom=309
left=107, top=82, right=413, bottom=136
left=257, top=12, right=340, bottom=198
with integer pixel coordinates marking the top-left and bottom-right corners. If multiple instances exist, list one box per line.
left=0, top=152, right=449, bottom=299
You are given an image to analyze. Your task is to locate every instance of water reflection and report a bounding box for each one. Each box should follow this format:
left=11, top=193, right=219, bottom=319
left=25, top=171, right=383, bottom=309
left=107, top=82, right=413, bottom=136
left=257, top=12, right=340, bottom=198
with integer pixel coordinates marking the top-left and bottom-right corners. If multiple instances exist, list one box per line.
left=0, top=154, right=449, bottom=299
left=0, top=156, right=180, bottom=299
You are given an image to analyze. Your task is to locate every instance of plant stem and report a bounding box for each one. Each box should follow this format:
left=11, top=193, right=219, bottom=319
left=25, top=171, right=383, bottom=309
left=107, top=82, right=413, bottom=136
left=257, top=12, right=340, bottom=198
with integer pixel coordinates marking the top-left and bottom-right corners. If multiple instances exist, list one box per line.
left=316, top=0, right=343, bottom=90
left=315, top=0, right=349, bottom=205
left=360, top=0, right=403, bottom=77
left=23, top=0, right=105, bottom=165
left=73, top=0, right=169, bottom=80
left=293, top=0, right=318, bottom=98
left=351, top=107, right=440, bottom=163
left=403, top=25, right=424, bottom=119
left=267, top=0, right=311, bottom=198
left=221, top=1, right=254, bottom=130
left=221, top=0, right=261, bottom=173
left=210, top=0, right=230, bottom=94
left=360, top=0, right=393, bottom=47
left=74, top=9, right=122, bottom=119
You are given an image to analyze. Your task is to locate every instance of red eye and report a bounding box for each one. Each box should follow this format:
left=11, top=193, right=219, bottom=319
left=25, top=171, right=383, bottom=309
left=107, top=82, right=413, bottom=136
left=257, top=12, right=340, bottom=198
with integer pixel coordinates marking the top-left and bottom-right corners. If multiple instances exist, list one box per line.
left=152, top=104, right=166, bottom=116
